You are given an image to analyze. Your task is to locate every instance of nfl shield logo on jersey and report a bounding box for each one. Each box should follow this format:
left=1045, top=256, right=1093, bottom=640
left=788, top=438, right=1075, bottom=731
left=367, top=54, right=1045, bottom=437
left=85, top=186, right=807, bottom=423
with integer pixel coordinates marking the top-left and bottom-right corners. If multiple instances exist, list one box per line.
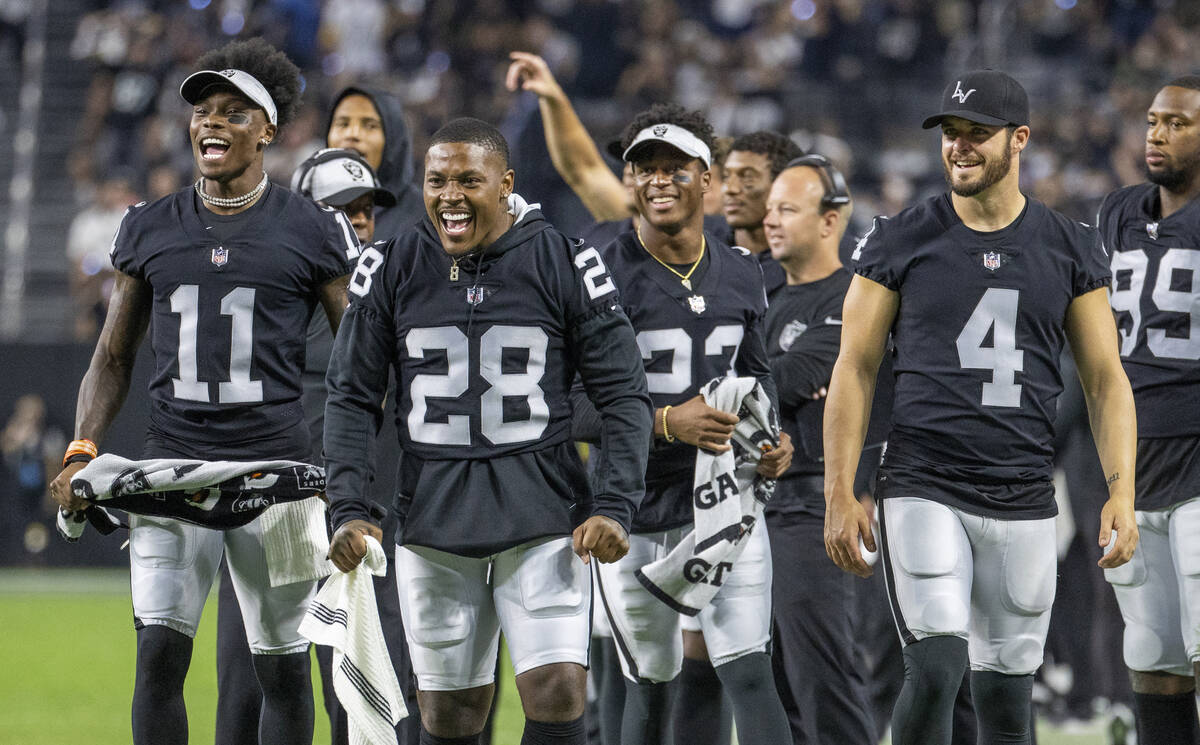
left=983, top=251, right=1001, bottom=271
left=1146, top=221, right=1159, bottom=240
left=467, top=286, right=485, bottom=306
left=211, top=246, right=229, bottom=267
left=688, top=295, right=706, bottom=315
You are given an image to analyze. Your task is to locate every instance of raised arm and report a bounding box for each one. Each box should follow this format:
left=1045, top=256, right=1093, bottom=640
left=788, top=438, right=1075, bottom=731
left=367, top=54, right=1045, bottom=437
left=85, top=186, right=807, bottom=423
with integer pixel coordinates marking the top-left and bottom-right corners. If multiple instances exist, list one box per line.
left=49, top=271, right=152, bottom=510
left=1065, top=286, right=1138, bottom=568
left=822, top=275, right=898, bottom=577
left=506, top=51, right=631, bottom=221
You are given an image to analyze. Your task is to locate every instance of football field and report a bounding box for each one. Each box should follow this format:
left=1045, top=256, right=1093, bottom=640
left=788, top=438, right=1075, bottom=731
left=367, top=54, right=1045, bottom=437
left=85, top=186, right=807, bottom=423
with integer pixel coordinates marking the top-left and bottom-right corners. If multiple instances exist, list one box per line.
left=0, top=568, right=1104, bottom=745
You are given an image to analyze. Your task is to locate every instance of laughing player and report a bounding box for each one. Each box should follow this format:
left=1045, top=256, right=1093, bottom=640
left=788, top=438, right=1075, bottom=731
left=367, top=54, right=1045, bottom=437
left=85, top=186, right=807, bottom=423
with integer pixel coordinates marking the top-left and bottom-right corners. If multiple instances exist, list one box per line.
left=48, top=38, right=358, bottom=745
left=323, top=117, right=651, bottom=745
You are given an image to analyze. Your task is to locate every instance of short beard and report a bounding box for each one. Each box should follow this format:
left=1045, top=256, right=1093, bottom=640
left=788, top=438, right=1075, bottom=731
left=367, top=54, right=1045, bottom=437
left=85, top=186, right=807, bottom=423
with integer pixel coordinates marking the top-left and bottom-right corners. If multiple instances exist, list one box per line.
left=944, top=132, right=1013, bottom=197
left=1146, top=154, right=1200, bottom=191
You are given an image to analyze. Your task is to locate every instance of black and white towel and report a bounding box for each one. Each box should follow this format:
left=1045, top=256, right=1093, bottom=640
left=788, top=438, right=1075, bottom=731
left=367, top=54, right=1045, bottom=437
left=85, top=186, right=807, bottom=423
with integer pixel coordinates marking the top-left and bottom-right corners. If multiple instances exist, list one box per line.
left=300, top=536, right=407, bottom=745
left=636, top=377, right=779, bottom=615
left=58, top=455, right=333, bottom=585
left=60, top=453, right=325, bottom=533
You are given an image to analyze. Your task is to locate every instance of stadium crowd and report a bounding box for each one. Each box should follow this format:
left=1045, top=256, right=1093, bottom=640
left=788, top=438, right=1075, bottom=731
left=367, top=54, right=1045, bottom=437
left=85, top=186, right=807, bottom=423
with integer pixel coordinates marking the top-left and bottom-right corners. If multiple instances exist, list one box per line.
left=9, top=2, right=1200, bottom=745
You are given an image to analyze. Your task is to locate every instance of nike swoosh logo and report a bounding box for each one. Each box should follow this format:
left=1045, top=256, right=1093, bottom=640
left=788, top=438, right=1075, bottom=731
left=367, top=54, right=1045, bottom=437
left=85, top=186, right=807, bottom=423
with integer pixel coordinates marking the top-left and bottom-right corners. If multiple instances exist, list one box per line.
left=824, top=316, right=843, bottom=325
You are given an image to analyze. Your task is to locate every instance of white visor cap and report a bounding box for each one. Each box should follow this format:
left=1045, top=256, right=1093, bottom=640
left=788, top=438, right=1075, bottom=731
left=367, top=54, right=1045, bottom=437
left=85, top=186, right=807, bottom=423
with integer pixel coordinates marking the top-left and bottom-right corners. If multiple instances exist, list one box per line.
left=180, top=68, right=278, bottom=125
left=622, top=123, right=711, bottom=168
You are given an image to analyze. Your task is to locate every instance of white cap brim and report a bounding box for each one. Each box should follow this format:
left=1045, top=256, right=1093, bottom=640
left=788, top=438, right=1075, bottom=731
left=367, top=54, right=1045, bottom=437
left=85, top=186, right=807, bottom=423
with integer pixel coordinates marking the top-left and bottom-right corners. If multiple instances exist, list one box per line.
left=180, top=69, right=278, bottom=125
left=622, top=123, right=711, bottom=168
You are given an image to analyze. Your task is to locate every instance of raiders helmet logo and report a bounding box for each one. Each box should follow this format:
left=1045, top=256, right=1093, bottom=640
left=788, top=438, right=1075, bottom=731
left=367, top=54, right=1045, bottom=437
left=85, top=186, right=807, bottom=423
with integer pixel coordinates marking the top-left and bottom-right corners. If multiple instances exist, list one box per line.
left=779, top=320, right=807, bottom=351
left=220, top=69, right=237, bottom=78
left=342, top=161, right=364, bottom=180
left=653, top=125, right=668, bottom=137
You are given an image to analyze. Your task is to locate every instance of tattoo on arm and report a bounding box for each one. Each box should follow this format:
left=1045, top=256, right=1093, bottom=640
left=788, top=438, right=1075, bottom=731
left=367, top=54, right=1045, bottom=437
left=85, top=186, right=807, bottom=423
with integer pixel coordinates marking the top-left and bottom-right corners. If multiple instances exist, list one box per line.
left=1107, top=472, right=1119, bottom=486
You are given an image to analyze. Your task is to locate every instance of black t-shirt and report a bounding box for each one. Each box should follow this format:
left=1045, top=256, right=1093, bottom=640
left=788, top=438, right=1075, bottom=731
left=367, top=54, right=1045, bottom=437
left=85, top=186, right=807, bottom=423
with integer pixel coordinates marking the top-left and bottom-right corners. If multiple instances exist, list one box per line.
left=854, top=194, right=1110, bottom=518
left=110, top=184, right=357, bottom=459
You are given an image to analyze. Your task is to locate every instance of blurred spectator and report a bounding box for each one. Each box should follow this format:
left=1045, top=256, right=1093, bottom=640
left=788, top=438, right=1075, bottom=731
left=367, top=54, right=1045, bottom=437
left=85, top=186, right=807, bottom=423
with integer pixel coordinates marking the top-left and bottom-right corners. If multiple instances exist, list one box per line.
left=66, top=173, right=139, bottom=340
left=0, top=394, right=64, bottom=562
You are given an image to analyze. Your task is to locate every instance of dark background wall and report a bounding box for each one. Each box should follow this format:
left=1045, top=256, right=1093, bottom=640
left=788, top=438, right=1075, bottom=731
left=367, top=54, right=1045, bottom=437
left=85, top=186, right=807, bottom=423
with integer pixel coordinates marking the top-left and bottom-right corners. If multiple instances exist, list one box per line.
left=1, top=342, right=153, bottom=566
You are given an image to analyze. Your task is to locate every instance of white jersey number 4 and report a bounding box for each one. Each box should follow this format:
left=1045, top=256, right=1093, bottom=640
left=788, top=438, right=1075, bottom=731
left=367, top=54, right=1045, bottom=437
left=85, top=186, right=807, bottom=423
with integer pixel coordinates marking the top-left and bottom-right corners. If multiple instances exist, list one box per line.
left=956, top=288, right=1024, bottom=407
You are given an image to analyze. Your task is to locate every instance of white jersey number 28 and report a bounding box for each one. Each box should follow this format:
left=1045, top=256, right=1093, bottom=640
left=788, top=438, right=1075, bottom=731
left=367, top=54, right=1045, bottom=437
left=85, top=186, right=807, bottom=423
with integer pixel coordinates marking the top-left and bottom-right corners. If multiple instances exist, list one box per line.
left=956, top=288, right=1025, bottom=407
left=406, top=325, right=549, bottom=446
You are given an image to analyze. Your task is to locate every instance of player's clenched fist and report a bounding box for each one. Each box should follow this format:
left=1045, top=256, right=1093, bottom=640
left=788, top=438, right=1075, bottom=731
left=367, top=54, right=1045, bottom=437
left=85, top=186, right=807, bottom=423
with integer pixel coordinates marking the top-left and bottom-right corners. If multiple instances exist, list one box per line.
left=572, top=515, right=629, bottom=565
left=757, top=431, right=794, bottom=478
left=329, top=519, right=384, bottom=573
left=49, top=462, right=90, bottom=512
left=664, top=395, right=739, bottom=453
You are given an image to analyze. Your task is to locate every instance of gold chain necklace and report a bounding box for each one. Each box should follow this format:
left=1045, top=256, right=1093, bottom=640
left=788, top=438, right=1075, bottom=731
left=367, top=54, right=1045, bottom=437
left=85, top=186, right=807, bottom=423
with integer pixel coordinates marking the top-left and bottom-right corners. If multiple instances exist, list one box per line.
left=449, top=255, right=462, bottom=281
left=636, top=226, right=705, bottom=290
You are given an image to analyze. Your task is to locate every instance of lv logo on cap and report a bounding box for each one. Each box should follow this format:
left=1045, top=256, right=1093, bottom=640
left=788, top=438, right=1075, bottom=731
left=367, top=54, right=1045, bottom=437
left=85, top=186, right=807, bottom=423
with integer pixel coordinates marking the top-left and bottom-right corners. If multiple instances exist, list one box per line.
left=952, top=81, right=976, bottom=103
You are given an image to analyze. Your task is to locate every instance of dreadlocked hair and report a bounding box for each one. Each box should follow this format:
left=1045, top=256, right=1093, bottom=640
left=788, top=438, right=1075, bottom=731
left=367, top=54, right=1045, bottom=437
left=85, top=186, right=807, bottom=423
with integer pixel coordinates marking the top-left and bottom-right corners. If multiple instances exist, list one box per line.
left=620, top=103, right=717, bottom=156
left=194, top=37, right=301, bottom=129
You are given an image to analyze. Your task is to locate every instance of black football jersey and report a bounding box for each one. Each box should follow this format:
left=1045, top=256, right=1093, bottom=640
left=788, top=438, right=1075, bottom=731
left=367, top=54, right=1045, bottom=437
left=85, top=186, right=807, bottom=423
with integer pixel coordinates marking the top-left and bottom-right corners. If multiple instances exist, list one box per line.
left=324, top=200, right=651, bottom=555
left=110, top=185, right=357, bottom=459
left=855, top=194, right=1110, bottom=518
left=1100, top=184, right=1200, bottom=440
left=600, top=229, right=778, bottom=533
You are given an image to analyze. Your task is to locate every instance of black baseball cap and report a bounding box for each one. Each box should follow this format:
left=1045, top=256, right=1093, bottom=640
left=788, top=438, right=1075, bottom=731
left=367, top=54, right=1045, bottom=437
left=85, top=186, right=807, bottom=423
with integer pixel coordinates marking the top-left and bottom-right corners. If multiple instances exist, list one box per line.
left=922, top=69, right=1029, bottom=129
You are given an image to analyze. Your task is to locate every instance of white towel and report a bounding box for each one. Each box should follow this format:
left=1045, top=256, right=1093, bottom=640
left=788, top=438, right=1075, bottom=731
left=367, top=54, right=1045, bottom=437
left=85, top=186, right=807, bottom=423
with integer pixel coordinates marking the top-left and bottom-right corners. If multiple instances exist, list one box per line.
left=300, top=536, right=407, bottom=745
left=636, top=377, right=779, bottom=615
left=259, top=497, right=334, bottom=587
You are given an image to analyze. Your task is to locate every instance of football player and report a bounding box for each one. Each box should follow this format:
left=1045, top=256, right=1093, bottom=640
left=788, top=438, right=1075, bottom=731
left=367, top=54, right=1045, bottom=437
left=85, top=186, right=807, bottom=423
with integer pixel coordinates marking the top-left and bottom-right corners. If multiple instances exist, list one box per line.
left=323, top=117, right=652, bottom=745
left=214, top=99, right=425, bottom=745
left=823, top=69, right=1138, bottom=745
left=578, top=103, right=793, bottom=745
left=721, top=130, right=803, bottom=295
left=761, top=155, right=876, bottom=744
left=1099, top=76, right=1200, bottom=745
left=48, top=38, right=359, bottom=745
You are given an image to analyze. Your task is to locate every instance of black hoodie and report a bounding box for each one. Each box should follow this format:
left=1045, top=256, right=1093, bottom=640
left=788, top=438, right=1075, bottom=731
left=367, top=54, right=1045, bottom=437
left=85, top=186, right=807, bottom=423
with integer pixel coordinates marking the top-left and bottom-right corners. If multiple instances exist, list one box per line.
left=326, top=86, right=425, bottom=240
left=324, top=196, right=652, bottom=556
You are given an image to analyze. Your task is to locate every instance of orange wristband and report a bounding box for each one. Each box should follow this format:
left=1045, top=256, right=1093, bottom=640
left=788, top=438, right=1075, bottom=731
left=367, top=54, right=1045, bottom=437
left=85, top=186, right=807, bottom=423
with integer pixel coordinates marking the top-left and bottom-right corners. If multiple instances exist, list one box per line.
left=63, top=438, right=98, bottom=468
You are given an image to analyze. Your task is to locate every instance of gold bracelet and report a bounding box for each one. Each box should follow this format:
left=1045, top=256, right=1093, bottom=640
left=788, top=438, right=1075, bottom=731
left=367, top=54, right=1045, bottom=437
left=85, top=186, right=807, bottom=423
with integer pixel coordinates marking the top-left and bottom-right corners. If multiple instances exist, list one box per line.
left=662, top=405, right=675, bottom=443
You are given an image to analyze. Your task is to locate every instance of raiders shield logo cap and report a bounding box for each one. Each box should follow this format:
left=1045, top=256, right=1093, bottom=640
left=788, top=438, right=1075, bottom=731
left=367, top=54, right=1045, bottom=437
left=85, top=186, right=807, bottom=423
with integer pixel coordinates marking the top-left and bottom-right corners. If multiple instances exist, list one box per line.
left=922, top=69, right=1029, bottom=129
left=622, top=122, right=712, bottom=168
left=180, top=68, right=279, bottom=125
left=290, top=148, right=396, bottom=208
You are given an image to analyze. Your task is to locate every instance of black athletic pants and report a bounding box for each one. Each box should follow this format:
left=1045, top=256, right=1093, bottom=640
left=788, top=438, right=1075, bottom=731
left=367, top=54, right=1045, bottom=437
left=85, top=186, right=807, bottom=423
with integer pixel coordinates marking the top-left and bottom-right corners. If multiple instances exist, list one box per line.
left=768, top=505, right=875, bottom=744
